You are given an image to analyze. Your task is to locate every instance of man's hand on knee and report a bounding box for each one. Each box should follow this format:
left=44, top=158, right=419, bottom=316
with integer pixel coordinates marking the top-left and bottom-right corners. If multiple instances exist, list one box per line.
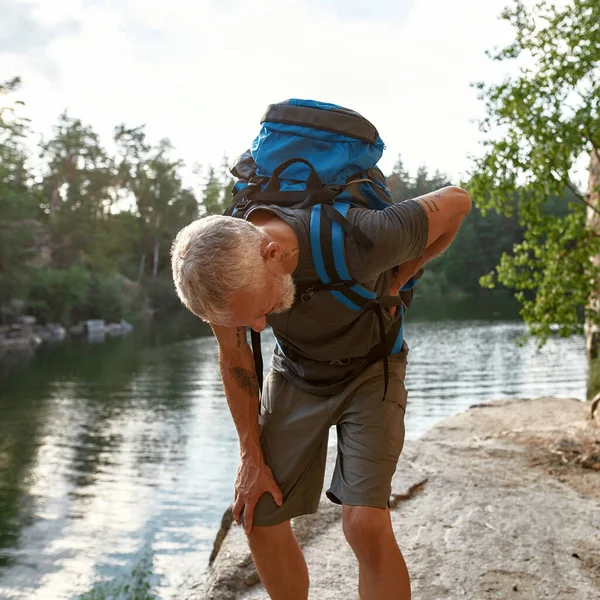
left=233, top=454, right=284, bottom=534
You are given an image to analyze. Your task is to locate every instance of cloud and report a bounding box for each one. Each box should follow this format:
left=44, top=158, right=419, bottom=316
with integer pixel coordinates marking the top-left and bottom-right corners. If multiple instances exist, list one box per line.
left=0, top=0, right=80, bottom=55
left=1, top=0, right=516, bottom=186
left=305, top=0, right=415, bottom=22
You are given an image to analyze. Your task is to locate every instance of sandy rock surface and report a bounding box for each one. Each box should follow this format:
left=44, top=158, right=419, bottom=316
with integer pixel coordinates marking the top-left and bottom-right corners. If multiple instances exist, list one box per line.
left=186, top=397, right=600, bottom=600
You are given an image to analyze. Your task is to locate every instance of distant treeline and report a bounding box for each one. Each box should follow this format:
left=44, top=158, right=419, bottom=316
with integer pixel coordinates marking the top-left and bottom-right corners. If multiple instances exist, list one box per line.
left=1, top=77, right=233, bottom=325
left=1, top=77, right=565, bottom=326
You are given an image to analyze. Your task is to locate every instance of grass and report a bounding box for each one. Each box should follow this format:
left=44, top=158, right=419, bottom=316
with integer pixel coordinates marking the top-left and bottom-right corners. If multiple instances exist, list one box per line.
left=75, top=550, right=159, bottom=600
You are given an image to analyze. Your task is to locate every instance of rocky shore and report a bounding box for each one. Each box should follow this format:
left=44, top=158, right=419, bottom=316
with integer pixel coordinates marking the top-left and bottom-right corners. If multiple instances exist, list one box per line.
left=183, top=397, right=600, bottom=600
left=0, top=316, right=133, bottom=355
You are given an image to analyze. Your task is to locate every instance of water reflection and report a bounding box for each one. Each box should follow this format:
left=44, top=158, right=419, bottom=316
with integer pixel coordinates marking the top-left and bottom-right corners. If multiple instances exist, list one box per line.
left=403, top=321, right=586, bottom=436
left=0, top=332, right=227, bottom=599
left=0, top=319, right=588, bottom=599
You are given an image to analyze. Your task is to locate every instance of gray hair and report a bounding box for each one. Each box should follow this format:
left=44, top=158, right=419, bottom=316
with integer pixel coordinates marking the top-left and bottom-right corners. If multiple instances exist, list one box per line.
left=171, top=215, right=267, bottom=323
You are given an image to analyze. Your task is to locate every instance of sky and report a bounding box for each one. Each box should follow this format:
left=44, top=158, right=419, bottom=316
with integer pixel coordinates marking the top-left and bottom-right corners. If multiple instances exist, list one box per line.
left=1, top=0, right=518, bottom=188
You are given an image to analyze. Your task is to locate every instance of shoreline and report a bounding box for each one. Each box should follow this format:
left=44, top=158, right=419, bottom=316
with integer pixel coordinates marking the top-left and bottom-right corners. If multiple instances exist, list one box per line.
left=181, top=397, right=600, bottom=600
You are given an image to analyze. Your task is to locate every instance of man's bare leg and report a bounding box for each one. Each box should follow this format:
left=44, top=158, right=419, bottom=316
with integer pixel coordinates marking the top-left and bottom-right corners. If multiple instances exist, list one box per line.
left=247, top=520, right=309, bottom=600
left=342, top=505, right=411, bottom=600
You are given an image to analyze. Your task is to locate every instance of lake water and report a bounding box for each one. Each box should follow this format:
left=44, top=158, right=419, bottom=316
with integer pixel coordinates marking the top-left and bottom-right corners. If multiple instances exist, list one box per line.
left=0, top=317, right=589, bottom=599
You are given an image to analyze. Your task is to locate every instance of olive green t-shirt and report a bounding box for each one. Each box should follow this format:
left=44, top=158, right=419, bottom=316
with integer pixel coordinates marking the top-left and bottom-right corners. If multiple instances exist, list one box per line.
left=251, top=200, right=429, bottom=395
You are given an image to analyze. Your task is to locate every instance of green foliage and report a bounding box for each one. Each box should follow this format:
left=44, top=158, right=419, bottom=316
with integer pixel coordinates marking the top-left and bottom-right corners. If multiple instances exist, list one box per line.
left=143, top=276, right=182, bottom=315
left=0, top=78, right=40, bottom=307
left=83, top=276, right=139, bottom=323
left=388, top=157, right=525, bottom=300
left=388, top=155, right=450, bottom=204
left=0, top=80, right=202, bottom=323
left=76, top=550, right=159, bottom=600
left=27, top=266, right=92, bottom=325
left=200, top=156, right=235, bottom=216
left=26, top=270, right=140, bottom=325
left=7, top=57, right=588, bottom=331
left=470, top=0, right=600, bottom=344
left=115, top=127, right=199, bottom=279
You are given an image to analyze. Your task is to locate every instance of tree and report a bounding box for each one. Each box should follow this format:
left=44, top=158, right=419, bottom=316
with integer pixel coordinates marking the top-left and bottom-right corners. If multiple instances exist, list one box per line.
left=39, top=113, right=118, bottom=271
left=0, top=77, right=39, bottom=311
left=115, top=127, right=199, bottom=280
left=470, top=0, right=600, bottom=351
left=388, top=155, right=451, bottom=204
left=201, top=156, right=235, bottom=216
left=387, top=155, right=413, bottom=203
left=202, top=167, right=226, bottom=216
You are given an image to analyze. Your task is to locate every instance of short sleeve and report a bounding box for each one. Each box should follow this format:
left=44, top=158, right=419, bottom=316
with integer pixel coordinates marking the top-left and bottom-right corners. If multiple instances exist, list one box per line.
left=349, top=199, right=429, bottom=277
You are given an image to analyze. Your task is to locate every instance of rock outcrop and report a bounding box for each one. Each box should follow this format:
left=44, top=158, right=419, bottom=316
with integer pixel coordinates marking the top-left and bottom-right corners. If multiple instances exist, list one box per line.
left=186, top=397, right=600, bottom=600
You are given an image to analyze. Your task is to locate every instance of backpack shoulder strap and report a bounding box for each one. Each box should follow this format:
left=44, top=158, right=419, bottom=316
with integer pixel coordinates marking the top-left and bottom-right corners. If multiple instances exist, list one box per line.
left=308, top=200, right=423, bottom=400
left=309, top=200, right=378, bottom=311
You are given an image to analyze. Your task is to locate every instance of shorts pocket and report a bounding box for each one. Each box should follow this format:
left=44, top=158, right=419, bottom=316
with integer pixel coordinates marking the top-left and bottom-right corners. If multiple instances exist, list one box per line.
left=259, top=370, right=283, bottom=434
left=384, top=380, right=407, bottom=459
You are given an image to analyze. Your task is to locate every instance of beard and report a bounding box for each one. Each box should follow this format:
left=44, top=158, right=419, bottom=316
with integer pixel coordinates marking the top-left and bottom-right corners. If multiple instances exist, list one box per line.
left=270, top=272, right=296, bottom=314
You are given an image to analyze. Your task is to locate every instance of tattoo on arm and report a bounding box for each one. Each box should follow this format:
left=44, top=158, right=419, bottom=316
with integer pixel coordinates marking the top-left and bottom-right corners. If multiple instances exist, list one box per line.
left=420, top=198, right=435, bottom=213
left=235, top=327, right=245, bottom=348
left=417, top=197, right=440, bottom=213
left=231, top=367, right=259, bottom=397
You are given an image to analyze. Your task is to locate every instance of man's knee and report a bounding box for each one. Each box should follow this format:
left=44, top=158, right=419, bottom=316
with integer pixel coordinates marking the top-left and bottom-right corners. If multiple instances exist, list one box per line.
left=247, top=520, right=293, bottom=552
left=342, top=505, right=393, bottom=562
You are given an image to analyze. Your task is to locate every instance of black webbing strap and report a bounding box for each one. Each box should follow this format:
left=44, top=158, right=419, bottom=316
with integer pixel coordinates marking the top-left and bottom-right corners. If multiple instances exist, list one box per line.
left=365, top=301, right=389, bottom=401
left=250, top=329, right=263, bottom=413
left=225, top=164, right=343, bottom=217
left=251, top=187, right=338, bottom=207
left=364, top=296, right=405, bottom=401
left=321, top=203, right=374, bottom=249
left=264, top=158, right=322, bottom=192
left=224, top=181, right=262, bottom=217
left=298, top=279, right=358, bottom=303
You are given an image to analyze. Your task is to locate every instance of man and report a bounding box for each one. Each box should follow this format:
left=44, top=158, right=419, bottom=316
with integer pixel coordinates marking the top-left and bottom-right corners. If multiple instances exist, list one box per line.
left=172, top=185, right=471, bottom=599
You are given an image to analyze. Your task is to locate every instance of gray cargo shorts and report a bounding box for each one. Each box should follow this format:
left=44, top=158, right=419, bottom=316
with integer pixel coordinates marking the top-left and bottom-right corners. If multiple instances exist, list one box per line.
left=252, top=353, right=408, bottom=527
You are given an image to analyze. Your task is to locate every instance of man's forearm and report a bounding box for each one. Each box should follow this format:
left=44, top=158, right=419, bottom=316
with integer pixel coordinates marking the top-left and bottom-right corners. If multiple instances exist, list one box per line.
left=394, top=186, right=471, bottom=288
left=218, top=342, right=263, bottom=461
left=395, top=227, right=460, bottom=288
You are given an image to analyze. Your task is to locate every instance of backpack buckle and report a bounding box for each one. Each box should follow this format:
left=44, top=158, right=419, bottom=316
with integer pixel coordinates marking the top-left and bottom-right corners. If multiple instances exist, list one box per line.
left=300, top=286, right=316, bottom=303
left=330, top=358, right=352, bottom=366
left=236, top=198, right=250, bottom=211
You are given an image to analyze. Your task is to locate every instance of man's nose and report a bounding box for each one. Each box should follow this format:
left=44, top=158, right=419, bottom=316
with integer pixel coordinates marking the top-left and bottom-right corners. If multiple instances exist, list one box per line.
left=251, top=316, right=266, bottom=332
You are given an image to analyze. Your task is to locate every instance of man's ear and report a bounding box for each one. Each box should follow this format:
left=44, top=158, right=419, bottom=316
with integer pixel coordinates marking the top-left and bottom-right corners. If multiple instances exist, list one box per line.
left=262, top=240, right=282, bottom=264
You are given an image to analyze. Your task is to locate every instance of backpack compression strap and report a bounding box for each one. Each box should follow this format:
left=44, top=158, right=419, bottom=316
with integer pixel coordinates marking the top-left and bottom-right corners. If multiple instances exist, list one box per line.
left=225, top=158, right=346, bottom=219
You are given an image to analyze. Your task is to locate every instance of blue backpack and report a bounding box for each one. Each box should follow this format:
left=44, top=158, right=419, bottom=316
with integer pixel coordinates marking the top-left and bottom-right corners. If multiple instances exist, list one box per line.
left=226, top=99, right=420, bottom=398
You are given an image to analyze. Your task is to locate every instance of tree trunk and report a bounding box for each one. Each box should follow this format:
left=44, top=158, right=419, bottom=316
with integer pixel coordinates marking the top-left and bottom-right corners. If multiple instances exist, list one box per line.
left=137, top=253, right=146, bottom=283
left=585, top=148, right=600, bottom=357
left=152, top=237, right=159, bottom=279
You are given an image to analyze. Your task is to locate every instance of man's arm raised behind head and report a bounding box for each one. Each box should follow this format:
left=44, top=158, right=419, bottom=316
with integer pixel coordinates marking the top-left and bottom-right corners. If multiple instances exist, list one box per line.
left=415, top=186, right=472, bottom=247
left=392, top=186, right=472, bottom=289
left=350, top=185, right=470, bottom=279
